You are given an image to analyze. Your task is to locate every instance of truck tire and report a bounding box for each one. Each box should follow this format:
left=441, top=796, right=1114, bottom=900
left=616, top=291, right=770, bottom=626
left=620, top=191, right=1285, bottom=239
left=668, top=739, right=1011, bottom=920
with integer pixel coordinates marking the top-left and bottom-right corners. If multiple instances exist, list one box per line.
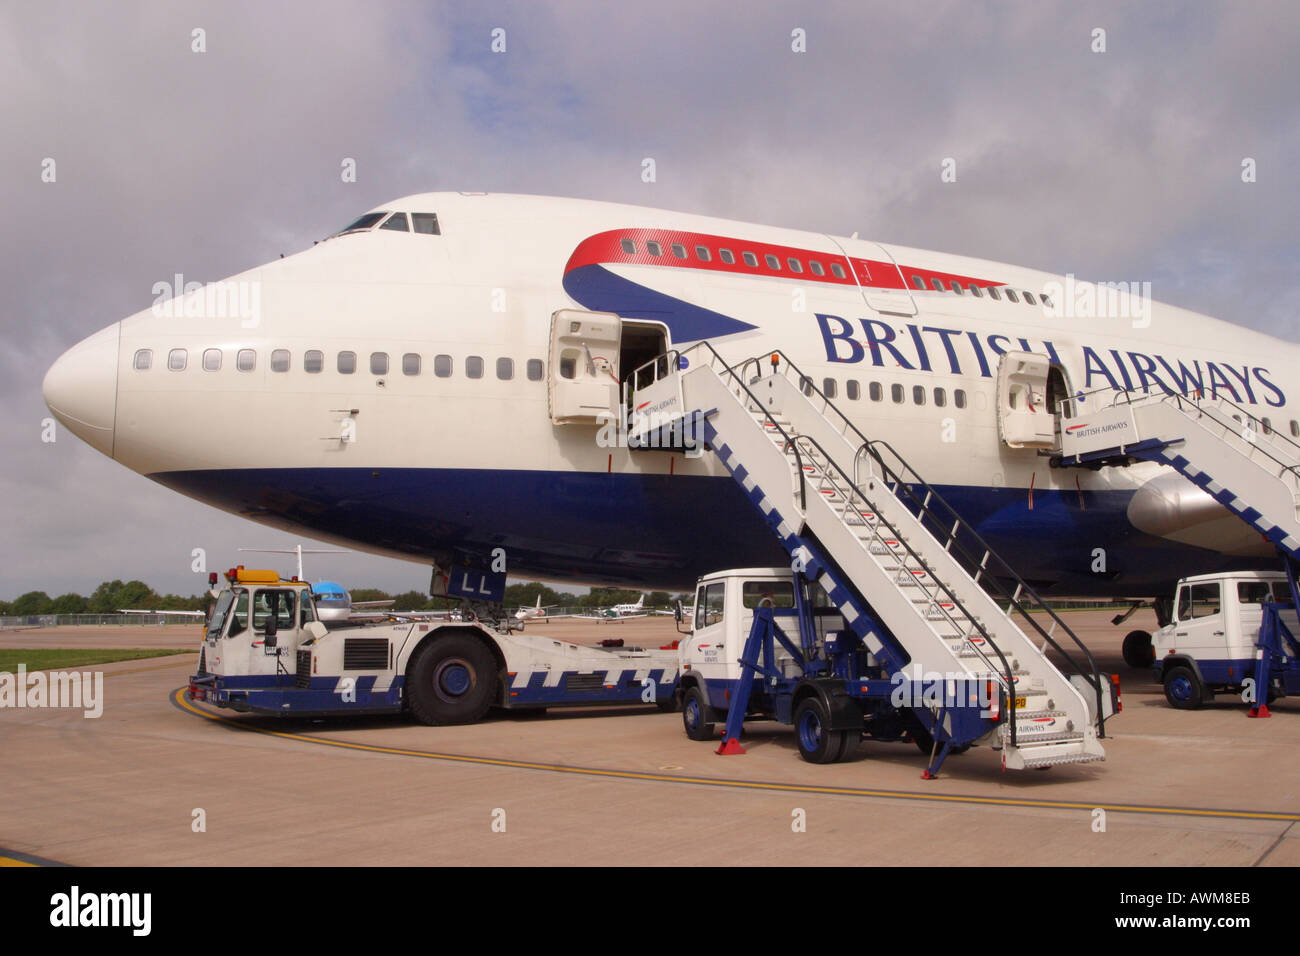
left=794, top=697, right=849, bottom=764
left=682, top=685, right=715, bottom=740
left=1163, top=664, right=1205, bottom=710
left=1122, top=630, right=1155, bottom=669
left=406, top=634, right=499, bottom=725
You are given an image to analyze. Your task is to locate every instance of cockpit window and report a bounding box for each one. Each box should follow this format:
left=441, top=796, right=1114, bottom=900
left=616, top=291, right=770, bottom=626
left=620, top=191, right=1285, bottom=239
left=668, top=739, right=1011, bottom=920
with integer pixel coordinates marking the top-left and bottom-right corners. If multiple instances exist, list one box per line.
left=411, top=213, right=440, bottom=235
left=334, top=212, right=386, bottom=236
left=380, top=212, right=410, bottom=232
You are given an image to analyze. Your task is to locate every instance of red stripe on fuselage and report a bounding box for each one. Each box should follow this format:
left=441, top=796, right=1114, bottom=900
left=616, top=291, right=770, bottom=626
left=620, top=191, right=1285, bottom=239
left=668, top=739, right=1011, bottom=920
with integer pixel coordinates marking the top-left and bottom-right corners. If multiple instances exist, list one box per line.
left=564, top=228, right=915, bottom=291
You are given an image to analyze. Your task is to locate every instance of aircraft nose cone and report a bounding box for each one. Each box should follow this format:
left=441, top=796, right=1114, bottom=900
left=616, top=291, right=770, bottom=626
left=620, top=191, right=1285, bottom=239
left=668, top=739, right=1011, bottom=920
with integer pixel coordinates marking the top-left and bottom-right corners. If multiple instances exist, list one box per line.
left=42, top=322, right=120, bottom=457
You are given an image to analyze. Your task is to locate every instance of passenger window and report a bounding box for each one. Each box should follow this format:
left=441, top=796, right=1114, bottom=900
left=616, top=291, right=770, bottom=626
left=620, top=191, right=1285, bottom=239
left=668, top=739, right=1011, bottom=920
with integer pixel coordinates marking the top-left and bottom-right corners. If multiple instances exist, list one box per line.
left=950, top=281, right=963, bottom=295
left=830, top=263, right=846, bottom=279
left=891, top=384, right=904, bottom=404
left=434, top=354, right=452, bottom=378
left=672, top=243, right=687, bottom=259
left=133, top=349, right=152, bottom=371
left=271, top=349, right=290, bottom=372
left=527, top=358, right=544, bottom=381
left=788, top=258, right=803, bottom=273
left=380, top=212, right=409, bottom=232
left=719, top=249, right=735, bottom=264
left=694, top=582, right=725, bottom=629
left=765, top=254, right=781, bottom=270
left=809, top=261, right=825, bottom=276
left=1005, top=289, right=1020, bottom=303
left=954, top=389, right=967, bottom=409
left=402, top=353, right=421, bottom=375
left=869, top=382, right=882, bottom=402
left=647, top=241, right=663, bottom=256
left=913, top=385, right=926, bottom=405
left=237, top=349, right=256, bottom=372
left=620, top=238, right=636, bottom=254
left=1262, top=417, right=1272, bottom=435
left=931, top=278, right=945, bottom=292
left=411, top=213, right=440, bottom=235
left=846, top=380, right=859, bottom=401
left=934, top=387, right=946, bottom=407
left=337, top=351, right=356, bottom=374
left=496, top=357, right=513, bottom=380
left=742, top=252, right=758, bottom=267
left=1292, top=420, right=1299, bottom=438
left=466, top=356, right=483, bottom=379
left=969, top=284, right=983, bottom=297
left=167, top=348, right=187, bottom=371
left=695, top=245, right=710, bottom=261
left=987, top=287, right=1002, bottom=300
left=370, top=352, right=388, bottom=375
left=203, top=349, right=221, bottom=371
left=912, top=276, right=926, bottom=290
left=1023, top=291, right=1037, bottom=305
left=1040, top=294, right=1053, bottom=308
left=799, top=376, right=814, bottom=396
left=304, top=350, right=323, bottom=373
left=823, top=378, right=836, bottom=398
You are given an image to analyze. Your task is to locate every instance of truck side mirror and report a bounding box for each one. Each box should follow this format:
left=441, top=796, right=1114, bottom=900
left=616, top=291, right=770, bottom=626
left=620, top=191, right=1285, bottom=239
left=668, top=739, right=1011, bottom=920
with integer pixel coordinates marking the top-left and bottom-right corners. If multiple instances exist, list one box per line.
left=674, top=600, right=683, bottom=624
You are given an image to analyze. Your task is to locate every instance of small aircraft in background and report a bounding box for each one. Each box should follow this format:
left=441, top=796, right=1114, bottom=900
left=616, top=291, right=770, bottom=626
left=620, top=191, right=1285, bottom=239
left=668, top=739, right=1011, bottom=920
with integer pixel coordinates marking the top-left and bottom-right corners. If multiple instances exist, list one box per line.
left=514, top=594, right=559, bottom=626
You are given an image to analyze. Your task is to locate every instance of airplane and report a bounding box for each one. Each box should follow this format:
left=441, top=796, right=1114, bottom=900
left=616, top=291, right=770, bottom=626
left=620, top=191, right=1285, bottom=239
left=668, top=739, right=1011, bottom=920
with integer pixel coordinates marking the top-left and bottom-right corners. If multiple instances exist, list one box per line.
left=514, top=594, right=559, bottom=624
left=118, top=608, right=204, bottom=619
left=40, top=191, right=1299, bottom=607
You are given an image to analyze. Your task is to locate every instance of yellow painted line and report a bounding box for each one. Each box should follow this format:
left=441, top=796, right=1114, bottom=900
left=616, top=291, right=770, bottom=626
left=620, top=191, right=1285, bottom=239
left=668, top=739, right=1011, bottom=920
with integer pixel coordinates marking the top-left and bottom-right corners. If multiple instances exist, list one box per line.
left=171, top=689, right=1300, bottom=823
left=0, top=857, right=36, bottom=867
left=17, top=659, right=194, bottom=677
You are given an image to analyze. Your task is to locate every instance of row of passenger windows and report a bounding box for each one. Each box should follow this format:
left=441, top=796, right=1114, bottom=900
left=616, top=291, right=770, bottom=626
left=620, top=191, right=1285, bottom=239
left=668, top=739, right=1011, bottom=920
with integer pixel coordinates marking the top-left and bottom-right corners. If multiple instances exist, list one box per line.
left=618, top=237, right=850, bottom=280
left=802, top=376, right=968, bottom=409
left=132, top=348, right=545, bottom=381
left=911, top=274, right=1049, bottom=307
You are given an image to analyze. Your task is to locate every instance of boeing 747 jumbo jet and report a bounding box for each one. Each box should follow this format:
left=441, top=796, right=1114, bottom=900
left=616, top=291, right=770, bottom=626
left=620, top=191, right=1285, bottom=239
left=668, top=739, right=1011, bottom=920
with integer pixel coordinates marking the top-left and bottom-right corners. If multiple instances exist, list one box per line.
left=42, top=192, right=1298, bottom=603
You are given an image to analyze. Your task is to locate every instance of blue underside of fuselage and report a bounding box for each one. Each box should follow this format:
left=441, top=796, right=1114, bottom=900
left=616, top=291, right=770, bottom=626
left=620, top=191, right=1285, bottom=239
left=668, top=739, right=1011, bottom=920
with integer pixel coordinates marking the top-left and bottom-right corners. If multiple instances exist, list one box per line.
left=148, top=466, right=1274, bottom=596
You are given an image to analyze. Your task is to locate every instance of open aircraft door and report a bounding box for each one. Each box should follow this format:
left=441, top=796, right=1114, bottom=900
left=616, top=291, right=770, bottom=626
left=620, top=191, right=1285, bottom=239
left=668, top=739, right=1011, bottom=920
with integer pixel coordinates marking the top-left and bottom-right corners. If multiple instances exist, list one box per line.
left=996, top=351, right=1060, bottom=449
left=547, top=310, right=672, bottom=426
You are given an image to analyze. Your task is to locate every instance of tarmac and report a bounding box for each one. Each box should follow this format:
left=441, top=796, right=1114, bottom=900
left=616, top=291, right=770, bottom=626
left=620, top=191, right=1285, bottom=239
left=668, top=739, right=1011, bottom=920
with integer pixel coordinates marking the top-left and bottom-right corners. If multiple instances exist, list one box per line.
left=2, top=611, right=1299, bottom=866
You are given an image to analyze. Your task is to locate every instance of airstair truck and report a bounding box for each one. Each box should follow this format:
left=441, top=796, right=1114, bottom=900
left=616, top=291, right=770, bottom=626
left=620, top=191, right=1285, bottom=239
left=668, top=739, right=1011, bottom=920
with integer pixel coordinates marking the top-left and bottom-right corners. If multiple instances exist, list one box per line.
left=187, top=567, right=679, bottom=722
left=1152, top=570, right=1300, bottom=712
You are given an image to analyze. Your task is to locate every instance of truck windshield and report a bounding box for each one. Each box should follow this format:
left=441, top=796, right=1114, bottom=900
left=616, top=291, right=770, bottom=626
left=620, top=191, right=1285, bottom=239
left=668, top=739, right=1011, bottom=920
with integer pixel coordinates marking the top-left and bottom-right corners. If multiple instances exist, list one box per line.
left=206, top=591, right=234, bottom=640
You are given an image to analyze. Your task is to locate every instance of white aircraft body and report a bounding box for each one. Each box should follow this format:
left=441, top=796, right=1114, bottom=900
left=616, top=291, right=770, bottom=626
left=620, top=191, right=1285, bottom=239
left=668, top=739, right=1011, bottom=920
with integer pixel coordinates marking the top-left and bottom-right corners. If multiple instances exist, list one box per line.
left=608, top=595, right=645, bottom=616
left=514, top=594, right=557, bottom=622
left=41, top=192, right=1300, bottom=598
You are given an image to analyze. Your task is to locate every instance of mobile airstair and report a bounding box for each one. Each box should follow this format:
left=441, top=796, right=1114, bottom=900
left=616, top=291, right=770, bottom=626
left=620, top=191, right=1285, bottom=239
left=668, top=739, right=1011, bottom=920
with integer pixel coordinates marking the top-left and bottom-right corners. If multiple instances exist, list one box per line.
left=1056, top=388, right=1300, bottom=567
left=629, top=344, right=1114, bottom=773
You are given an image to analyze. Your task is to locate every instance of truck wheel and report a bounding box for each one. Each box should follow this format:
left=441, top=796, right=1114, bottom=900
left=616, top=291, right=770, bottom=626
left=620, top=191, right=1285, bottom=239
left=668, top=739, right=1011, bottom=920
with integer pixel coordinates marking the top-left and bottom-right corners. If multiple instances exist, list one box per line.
left=1122, top=630, right=1155, bottom=668
left=1163, top=664, right=1205, bottom=710
left=682, top=686, right=715, bottom=740
left=406, top=634, right=498, bottom=725
left=794, top=698, right=848, bottom=764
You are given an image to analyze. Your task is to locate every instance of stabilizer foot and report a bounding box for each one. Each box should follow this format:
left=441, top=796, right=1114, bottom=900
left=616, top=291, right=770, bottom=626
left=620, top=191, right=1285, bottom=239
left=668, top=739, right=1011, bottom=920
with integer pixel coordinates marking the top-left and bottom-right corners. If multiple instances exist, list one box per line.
left=1248, top=704, right=1272, bottom=718
left=716, top=738, right=746, bottom=755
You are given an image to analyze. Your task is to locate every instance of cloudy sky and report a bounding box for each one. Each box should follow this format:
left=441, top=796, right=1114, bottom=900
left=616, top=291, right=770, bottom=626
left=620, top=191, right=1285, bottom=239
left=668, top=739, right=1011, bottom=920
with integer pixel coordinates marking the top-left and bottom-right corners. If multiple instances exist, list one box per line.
left=3, top=0, right=1298, bottom=599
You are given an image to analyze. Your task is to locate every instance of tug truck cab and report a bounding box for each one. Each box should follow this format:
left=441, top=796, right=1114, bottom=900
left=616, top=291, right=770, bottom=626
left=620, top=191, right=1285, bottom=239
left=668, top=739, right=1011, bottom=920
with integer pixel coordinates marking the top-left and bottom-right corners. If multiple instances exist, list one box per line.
left=676, top=568, right=968, bottom=764
left=188, top=566, right=680, bottom=722
left=1152, top=570, right=1300, bottom=709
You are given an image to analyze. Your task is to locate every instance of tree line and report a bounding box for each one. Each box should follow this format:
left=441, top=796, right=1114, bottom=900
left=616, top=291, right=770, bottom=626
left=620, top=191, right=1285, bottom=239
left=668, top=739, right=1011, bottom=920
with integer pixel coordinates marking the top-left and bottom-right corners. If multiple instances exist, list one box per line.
left=1, top=580, right=691, bottom=616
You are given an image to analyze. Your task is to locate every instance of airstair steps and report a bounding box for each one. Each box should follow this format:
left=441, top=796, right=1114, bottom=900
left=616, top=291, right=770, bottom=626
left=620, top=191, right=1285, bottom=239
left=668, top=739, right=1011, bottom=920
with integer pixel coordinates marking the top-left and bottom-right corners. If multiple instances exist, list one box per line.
left=671, top=345, right=1112, bottom=773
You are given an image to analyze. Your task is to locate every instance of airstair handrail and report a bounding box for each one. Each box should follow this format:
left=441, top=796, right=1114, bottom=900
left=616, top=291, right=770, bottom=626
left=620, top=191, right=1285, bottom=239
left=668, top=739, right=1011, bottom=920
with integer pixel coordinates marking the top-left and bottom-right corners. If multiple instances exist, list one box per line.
left=680, top=341, right=808, bottom=509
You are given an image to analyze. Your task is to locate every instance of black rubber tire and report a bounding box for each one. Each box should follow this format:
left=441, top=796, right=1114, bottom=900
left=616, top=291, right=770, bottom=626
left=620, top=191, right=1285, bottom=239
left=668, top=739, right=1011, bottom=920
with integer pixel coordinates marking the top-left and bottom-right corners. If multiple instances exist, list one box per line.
left=794, top=697, right=849, bottom=764
left=1163, top=664, right=1205, bottom=710
left=833, top=729, right=859, bottom=763
left=406, top=634, right=499, bottom=725
left=1122, top=630, right=1155, bottom=669
left=682, top=685, right=715, bottom=741
left=655, top=695, right=679, bottom=713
